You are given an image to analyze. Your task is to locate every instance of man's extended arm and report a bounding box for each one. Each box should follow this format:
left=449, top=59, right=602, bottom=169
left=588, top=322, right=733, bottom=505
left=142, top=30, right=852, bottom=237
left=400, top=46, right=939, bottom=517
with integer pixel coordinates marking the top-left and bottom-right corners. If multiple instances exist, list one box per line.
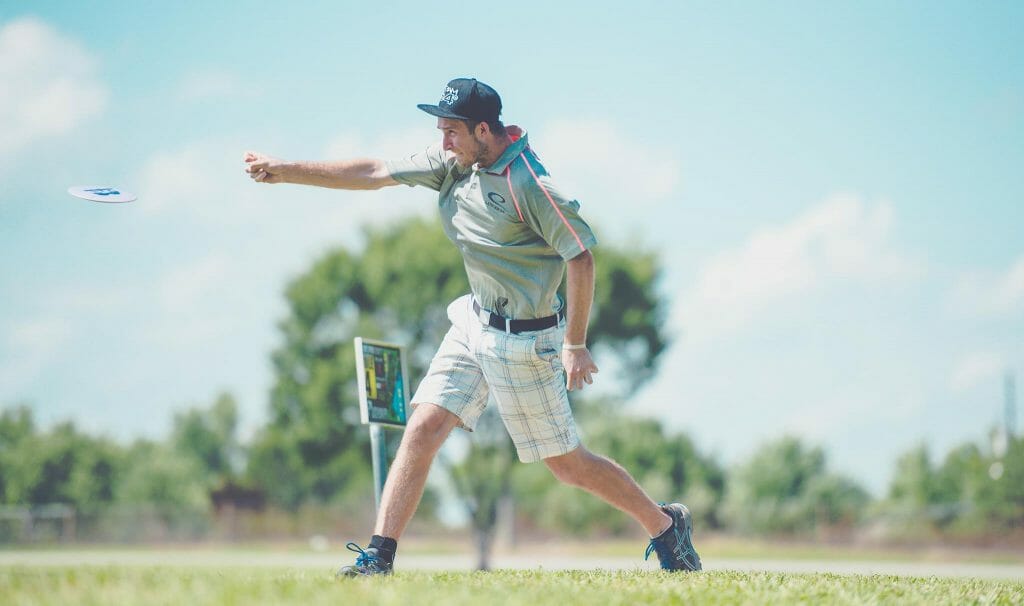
left=244, top=151, right=398, bottom=190
left=563, top=249, right=599, bottom=391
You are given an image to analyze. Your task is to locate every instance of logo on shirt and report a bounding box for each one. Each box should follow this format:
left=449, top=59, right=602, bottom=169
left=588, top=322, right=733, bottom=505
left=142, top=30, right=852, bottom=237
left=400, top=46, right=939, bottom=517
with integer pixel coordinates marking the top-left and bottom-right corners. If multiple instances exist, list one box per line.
left=484, top=190, right=517, bottom=218
left=442, top=86, right=459, bottom=106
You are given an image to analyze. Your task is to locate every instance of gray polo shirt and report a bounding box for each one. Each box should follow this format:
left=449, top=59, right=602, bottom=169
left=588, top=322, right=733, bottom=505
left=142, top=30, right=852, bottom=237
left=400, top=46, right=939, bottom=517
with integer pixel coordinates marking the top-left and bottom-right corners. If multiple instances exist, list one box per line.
left=385, top=131, right=597, bottom=320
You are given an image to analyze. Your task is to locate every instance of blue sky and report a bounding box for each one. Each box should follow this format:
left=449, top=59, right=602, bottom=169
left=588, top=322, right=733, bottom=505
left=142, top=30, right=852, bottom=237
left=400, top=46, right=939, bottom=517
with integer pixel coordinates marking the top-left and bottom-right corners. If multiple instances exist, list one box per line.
left=1, top=2, right=1022, bottom=496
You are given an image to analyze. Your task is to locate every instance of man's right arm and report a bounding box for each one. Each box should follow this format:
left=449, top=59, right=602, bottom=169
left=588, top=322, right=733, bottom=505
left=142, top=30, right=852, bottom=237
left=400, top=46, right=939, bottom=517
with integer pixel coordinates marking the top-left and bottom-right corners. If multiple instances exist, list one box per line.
left=243, top=151, right=399, bottom=190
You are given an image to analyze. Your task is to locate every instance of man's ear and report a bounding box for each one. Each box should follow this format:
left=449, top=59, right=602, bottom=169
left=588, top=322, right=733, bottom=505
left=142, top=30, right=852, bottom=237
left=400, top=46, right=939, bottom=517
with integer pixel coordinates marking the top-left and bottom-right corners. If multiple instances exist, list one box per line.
left=475, top=121, right=490, bottom=138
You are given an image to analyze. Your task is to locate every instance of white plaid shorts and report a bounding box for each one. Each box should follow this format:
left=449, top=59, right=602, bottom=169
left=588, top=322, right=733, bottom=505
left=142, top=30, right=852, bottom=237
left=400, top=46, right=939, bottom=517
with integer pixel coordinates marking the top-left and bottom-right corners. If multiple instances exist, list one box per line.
left=411, top=294, right=580, bottom=463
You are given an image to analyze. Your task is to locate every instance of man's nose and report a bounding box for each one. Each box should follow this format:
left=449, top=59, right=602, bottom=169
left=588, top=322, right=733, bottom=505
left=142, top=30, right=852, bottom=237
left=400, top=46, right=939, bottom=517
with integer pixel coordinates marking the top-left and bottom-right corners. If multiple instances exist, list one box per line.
left=442, top=136, right=453, bottom=151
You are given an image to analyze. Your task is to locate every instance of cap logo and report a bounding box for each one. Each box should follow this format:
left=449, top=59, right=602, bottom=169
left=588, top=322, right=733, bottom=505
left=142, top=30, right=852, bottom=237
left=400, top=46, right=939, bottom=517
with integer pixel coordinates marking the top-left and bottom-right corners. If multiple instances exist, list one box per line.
left=441, top=86, right=459, bottom=106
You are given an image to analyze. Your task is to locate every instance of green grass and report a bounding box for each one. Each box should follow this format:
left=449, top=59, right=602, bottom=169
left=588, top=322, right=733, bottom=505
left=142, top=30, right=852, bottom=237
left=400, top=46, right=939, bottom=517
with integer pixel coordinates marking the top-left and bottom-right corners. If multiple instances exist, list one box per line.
left=543, top=536, right=1024, bottom=565
left=2, top=567, right=1022, bottom=606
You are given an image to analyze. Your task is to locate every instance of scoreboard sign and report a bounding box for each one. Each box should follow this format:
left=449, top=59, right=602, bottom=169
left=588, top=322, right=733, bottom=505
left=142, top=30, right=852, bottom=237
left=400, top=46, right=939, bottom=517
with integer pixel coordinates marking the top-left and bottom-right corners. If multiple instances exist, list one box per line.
left=354, top=338, right=410, bottom=427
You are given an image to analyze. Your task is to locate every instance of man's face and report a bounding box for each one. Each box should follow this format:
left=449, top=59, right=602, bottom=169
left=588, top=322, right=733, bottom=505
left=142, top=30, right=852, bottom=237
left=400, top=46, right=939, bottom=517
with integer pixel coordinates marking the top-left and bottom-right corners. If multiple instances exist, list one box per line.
left=438, top=118, right=485, bottom=168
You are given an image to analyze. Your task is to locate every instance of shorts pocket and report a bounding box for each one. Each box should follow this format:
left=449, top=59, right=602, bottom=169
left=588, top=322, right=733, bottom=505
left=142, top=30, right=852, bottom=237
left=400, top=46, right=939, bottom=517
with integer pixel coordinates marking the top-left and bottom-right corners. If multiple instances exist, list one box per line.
left=533, top=328, right=564, bottom=369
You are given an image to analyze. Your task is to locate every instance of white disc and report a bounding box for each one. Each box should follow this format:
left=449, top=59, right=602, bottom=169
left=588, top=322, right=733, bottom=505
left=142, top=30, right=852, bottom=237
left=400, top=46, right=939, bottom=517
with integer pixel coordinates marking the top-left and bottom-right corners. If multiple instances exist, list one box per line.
left=68, top=185, right=137, bottom=203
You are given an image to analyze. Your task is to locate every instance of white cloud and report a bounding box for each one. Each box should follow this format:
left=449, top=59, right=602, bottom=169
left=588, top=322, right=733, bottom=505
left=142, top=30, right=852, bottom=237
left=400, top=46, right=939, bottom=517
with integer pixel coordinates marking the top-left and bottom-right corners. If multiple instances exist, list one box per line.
left=177, top=68, right=257, bottom=102
left=676, top=194, right=920, bottom=343
left=159, top=253, right=232, bottom=310
left=323, top=126, right=436, bottom=161
left=994, top=257, right=1024, bottom=311
left=136, top=143, right=235, bottom=219
left=950, top=351, right=1006, bottom=393
left=949, top=254, right=1024, bottom=316
left=537, top=118, right=681, bottom=201
left=0, top=17, right=107, bottom=155
left=783, top=389, right=925, bottom=441
left=530, top=119, right=681, bottom=242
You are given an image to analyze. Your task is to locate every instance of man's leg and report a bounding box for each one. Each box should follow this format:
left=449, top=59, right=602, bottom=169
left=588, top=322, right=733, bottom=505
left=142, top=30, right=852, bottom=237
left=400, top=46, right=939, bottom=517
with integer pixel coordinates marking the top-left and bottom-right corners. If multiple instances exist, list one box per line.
left=374, top=403, right=461, bottom=538
left=338, top=403, right=460, bottom=577
left=543, top=446, right=671, bottom=536
left=544, top=445, right=702, bottom=571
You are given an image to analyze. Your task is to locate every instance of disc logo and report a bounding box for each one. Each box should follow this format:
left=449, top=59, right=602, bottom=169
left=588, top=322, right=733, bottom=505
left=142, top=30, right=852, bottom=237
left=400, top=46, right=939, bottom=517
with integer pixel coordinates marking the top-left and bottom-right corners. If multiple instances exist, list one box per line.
left=85, top=187, right=120, bottom=196
left=487, top=192, right=505, bottom=205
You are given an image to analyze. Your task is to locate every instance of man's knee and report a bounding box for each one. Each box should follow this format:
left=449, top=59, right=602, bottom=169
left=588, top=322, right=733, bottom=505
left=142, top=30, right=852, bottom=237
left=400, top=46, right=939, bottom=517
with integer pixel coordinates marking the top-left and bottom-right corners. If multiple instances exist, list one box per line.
left=405, top=403, right=460, bottom=449
left=544, top=446, right=590, bottom=487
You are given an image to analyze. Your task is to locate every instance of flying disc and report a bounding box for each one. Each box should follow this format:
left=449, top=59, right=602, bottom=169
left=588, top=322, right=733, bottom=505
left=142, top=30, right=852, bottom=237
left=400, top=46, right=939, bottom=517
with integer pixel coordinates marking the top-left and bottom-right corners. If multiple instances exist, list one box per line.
left=68, top=186, right=137, bottom=203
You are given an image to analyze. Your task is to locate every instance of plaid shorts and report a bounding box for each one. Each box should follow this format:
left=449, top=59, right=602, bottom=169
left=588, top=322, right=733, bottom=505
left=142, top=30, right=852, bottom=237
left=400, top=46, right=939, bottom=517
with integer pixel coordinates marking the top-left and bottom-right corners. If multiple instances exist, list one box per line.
left=411, top=294, right=580, bottom=463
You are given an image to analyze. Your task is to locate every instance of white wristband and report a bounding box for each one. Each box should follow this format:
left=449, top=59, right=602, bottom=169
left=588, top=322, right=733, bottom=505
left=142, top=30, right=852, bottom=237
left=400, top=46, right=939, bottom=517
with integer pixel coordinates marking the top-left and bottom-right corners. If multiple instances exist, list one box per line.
left=562, top=343, right=587, bottom=350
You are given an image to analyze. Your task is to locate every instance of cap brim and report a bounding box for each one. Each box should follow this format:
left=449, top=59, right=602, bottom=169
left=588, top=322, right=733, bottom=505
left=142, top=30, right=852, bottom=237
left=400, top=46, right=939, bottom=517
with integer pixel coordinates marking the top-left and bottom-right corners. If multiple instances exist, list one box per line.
left=417, top=103, right=471, bottom=120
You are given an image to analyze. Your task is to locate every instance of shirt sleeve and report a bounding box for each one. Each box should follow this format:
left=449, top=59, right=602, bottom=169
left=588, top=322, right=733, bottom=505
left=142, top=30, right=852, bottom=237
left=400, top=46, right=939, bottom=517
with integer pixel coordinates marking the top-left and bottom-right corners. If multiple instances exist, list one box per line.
left=384, top=144, right=452, bottom=191
left=519, top=164, right=598, bottom=260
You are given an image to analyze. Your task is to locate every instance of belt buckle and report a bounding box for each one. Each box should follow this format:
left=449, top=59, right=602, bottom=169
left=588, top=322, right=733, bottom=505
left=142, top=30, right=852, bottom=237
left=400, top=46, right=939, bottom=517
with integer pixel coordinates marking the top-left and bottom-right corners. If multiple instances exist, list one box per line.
left=475, top=299, right=512, bottom=334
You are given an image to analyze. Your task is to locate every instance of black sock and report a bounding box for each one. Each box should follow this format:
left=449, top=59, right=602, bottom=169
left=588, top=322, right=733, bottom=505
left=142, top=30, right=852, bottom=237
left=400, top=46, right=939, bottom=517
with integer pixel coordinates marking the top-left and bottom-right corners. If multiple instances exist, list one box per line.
left=368, top=535, right=398, bottom=566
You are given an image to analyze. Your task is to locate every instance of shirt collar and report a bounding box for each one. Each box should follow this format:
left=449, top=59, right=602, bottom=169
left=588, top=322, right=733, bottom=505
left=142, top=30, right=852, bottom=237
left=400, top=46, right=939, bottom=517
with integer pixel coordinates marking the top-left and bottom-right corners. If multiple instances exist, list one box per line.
left=479, top=130, right=529, bottom=175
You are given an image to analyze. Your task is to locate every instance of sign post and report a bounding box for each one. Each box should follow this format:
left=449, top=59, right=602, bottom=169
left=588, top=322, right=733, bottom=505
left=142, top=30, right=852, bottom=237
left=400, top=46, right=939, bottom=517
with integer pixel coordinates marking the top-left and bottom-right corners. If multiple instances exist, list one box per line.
left=353, top=338, right=410, bottom=511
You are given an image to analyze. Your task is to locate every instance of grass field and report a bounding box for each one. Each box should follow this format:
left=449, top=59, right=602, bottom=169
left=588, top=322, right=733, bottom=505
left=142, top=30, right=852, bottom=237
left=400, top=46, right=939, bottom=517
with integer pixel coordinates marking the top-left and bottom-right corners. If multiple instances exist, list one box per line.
left=2, top=566, right=1023, bottom=606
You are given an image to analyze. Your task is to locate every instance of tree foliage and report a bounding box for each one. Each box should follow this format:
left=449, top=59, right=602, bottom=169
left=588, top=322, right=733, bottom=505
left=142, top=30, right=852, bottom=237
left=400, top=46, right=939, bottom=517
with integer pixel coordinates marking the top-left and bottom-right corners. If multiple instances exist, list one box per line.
left=722, top=436, right=869, bottom=535
left=171, top=392, right=243, bottom=487
left=884, top=432, right=1024, bottom=537
left=0, top=406, right=121, bottom=513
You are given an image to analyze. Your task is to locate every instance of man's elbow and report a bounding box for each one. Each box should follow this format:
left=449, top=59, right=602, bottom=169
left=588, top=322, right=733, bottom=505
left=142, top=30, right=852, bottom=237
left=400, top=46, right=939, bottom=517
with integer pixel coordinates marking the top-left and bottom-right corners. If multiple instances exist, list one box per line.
left=359, top=161, right=398, bottom=190
left=568, top=249, right=594, bottom=268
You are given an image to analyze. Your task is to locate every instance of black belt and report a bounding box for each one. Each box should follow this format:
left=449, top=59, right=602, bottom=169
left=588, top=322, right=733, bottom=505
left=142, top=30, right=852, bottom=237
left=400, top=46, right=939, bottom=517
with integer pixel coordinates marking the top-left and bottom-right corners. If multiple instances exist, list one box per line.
left=472, top=299, right=564, bottom=334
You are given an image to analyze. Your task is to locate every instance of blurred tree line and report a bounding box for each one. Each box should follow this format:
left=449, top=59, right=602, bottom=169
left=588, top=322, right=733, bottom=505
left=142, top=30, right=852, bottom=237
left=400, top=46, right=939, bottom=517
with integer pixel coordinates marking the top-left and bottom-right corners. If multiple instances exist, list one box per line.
left=881, top=432, right=1024, bottom=540
left=1, top=218, right=1021, bottom=546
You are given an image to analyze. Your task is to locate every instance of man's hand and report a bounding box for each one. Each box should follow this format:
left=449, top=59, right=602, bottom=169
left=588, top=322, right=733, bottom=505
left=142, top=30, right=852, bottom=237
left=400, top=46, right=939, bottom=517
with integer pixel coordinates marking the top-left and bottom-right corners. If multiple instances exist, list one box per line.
left=244, top=151, right=287, bottom=184
left=562, top=347, right=599, bottom=391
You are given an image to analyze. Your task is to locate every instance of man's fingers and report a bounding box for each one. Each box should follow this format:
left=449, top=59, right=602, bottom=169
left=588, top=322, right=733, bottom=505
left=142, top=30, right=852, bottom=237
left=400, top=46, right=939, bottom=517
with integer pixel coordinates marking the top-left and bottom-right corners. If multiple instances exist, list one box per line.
left=566, top=369, right=594, bottom=391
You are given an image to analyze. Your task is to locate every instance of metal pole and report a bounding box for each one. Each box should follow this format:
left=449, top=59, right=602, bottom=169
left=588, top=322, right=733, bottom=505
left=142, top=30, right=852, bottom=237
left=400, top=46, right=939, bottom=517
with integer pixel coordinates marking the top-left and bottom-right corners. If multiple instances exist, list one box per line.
left=369, top=424, right=389, bottom=511
left=1006, top=371, right=1017, bottom=438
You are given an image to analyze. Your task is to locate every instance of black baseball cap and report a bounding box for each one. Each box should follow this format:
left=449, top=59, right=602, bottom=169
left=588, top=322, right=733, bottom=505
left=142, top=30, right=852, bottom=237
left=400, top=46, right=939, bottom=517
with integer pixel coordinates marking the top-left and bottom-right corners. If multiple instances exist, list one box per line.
left=417, top=78, right=502, bottom=123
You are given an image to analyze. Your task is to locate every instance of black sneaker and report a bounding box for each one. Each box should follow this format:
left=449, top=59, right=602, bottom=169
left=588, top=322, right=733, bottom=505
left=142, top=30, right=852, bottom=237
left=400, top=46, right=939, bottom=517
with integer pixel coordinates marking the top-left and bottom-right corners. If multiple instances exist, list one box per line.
left=336, top=542, right=393, bottom=577
left=644, top=502, right=702, bottom=571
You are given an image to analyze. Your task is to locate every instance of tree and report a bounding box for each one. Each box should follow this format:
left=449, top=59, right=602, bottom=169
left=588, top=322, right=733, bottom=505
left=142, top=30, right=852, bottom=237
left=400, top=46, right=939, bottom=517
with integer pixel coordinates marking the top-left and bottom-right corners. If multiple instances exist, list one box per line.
left=722, top=436, right=869, bottom=536
left=909, top=433, right=1024, bottom=537
left=0, top=405, right=36, bottom=503
left=171, top=392, right=243, bottom=486
left=0, top=410, right=121, bottom=513
left=113, top=440, right=211, bottom=539
left=586, top=245, right=669, bottom=394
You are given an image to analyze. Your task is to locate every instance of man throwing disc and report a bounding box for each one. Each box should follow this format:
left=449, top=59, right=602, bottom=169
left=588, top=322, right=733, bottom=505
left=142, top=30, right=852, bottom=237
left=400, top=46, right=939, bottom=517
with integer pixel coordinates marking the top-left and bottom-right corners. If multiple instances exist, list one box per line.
left=243, top=77, right=701, bottom=575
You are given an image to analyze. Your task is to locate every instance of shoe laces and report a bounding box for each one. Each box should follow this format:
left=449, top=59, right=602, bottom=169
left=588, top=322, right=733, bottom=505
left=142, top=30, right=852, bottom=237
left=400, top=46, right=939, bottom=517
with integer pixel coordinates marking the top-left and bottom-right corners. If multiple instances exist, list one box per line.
left=644, top=540, right=658, bottom=561
left=346, top=542, right=380, bottom=568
